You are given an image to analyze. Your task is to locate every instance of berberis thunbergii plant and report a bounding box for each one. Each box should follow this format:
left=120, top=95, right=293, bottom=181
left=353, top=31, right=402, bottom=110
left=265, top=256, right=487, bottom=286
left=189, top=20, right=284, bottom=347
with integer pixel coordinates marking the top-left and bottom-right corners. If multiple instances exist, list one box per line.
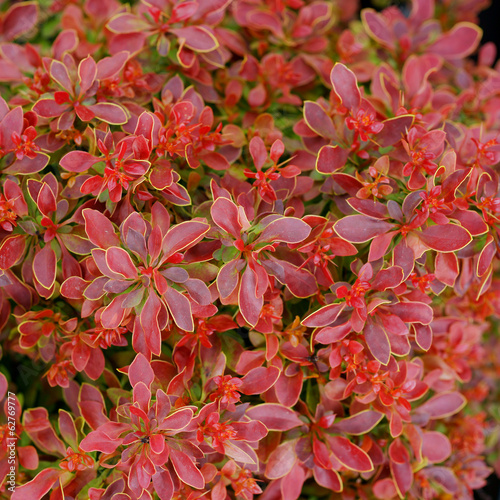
left=0, top=0, right=500, bottom=498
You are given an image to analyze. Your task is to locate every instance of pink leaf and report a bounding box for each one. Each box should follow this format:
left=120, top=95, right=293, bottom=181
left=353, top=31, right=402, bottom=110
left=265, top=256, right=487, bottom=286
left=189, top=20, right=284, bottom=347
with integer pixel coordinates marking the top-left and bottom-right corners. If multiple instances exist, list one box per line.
left=304, top=101, right=335, bottom=139
left=170, top=448, right=204, bottom=489
left=162, top=221, right=209, bottom=259
left=428, top=22, right=482, bottom=59
left=240, top=366, right=280, bottom=395
left=364, top=321, right=391, bottom=365
left=170, top=26, right=218, bottom=52
left=335, top=215, right=394, bottom=243
left=33, top=244, right=57, bottom=290
left=129, top=353, right=154, bottom=388
left=418, top=224, right=472, bottom=252
left=302, top=303, right=345, bottom=327
left=246, top=404, right=303, bottom=431
left=416, top=392, right=467, bottom=419
left=328, top=435, right=373, bottom=472
left=83, top=209, right=120, bottom=249
left=239, top=265, right=263, bottom=327
left=11, top=469, right=63, bottom=500
left=165, top=286, right=194, bottom=332
left=330, top=63, right=361, bottom=111
left=211, top=197, right=242, bottom=238
left=257, top=217, right=311, bottom=244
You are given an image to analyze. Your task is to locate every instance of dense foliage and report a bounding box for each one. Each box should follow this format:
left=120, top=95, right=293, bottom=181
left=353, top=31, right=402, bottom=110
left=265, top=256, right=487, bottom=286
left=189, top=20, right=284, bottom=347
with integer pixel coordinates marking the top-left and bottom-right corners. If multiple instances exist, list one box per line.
left=1, top=0, right=500, bottom=498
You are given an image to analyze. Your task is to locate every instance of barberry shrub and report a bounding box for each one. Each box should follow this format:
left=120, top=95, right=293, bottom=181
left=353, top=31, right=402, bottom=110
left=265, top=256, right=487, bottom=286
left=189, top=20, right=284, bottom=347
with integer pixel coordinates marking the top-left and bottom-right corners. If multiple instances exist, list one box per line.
left=0, top=0, right=499, bottom=499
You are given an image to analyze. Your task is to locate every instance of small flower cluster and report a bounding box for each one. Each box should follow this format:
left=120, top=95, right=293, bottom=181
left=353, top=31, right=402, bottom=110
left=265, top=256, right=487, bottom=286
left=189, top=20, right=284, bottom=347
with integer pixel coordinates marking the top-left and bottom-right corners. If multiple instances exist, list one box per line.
left=0, top=0, right=499, bottom=499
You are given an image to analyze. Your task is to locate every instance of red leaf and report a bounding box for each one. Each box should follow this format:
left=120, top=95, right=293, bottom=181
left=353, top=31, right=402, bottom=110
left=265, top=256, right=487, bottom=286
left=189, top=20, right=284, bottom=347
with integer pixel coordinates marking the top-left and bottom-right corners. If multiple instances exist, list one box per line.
left=165, top=286, right=194, bottom=332
left=249, top=136, right=267, bottom=170
left=303, top=101, right=335, bottom=139
left=129, top=353, right=154, bottom=388
left=258, top=217, right=311, bottom=244
left=60, top=151, right=98, bottom=173
left=240, top=366, right=280, bottom=395
left=434, top=252, right=459, bottom=286
left=416, top=392, right=467, bottom=419
left=246, top=404, right=303, bottom=431
left=170, top=448, right=204, bottom=489
left=171, top=26, right=218, bottom=52
left=418, top=224, right=472, bottom=252
left=364, top=321, right=391, bottom=365
left=87, top=103, right=128, bottom=124
left=335, top=215, right=394, bottom=243
left=211, top=197, right=242, bottom=238
left=106, top=247, right=138, bottom=279
left=162, top=221, right=209, bottom=259
left=11, top=468, right=63, bottom=500
left=265, top=440, right=297, bottom=479
left=330, top=410, right=384, bottom=435
left=389, top=302, right=433, bottom=324
left=302, top=303, right=345, bottom=327
left=239, top=265, right=263, bottom=327
left=0, top=234, right=27, bottom=269
left=328, top=435, right=373, bottom=472
left=83, top=209, right=120, bottom=249
left=2, top=2, right=38, bottom=41
left=33, top=244, right=57, bottom=290
left=140, top=292, right=163, bottom=354
left=313, top=467, right=342, bottom=492
left=428, top=22, right=482, bottom=59
left=330, top=63, right=361, bottom=111
left=78, top=56, right=97, bottom=95
left=421, top=432, right=452, bottom=463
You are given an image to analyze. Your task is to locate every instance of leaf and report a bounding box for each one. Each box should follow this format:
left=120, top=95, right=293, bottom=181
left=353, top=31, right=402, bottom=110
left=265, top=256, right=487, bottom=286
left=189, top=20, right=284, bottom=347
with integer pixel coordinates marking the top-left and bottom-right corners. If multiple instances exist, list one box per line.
left=328, top=435, right=373, bottom=472
left=60, top=151, right=98, bottom=173
left=389, top=301, right=433, bottom=324
left=106, top=247, right=138, bottom=279
left=330, top=63, right=361, bottom=111
left=0, top=234, right=27, bottom=269
left=211, top=197, right=242, bottom=238
left=258, top=217, right=311, bottom=244
left=165, top=286, right=194, bottom=332
left=418, top=224, right=472, bottom=252
left=313, top=467, right=343, bottom=492
left=87, top=103, right=128, bottom=125
left=33, top=244, right=57, bottom=290
left=2, top=2, right=38, bottom=41
left=78, top=56, right=97, bottom=95
left=240, top=366, right=280, bottom=395
left=303, top=101, right=335, bottom=139
left=170, top=26, right=219, bottom=52
left=335, top=215, right=394, bottom=243
left=162, top=221, right=210, bottom=258
left=83, top=209, right=120, bottom=249
left=421, top=431, right=451, bottom=463
left=330, top=410, right=384, bottom=435
left=249, top=136, right=267, bottom=170
left=11, top=468, right=63, bottom=500
left=128, top=353, right=154, bottom=388
left=302, top=303, right=345, bottom=327
left=246, top=404, right=303, bottom=431
left=239, top=265, right=263, bottom=327
left=435, top=252, right=459, bottom=286
left=364, top=321, right=391, bottom=365
left=316, top=145, right=349, bottom=175
left=169, top=448, right=204, bottom=489
left=416, top=392, right=467, bottom=419
left=427, top=22, right=482, bottom=59
left=106, top=13, right=151, bottom=34
left=375, top=115, right=414, bottom=147
left=265, top=440, right=297, bottom=479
